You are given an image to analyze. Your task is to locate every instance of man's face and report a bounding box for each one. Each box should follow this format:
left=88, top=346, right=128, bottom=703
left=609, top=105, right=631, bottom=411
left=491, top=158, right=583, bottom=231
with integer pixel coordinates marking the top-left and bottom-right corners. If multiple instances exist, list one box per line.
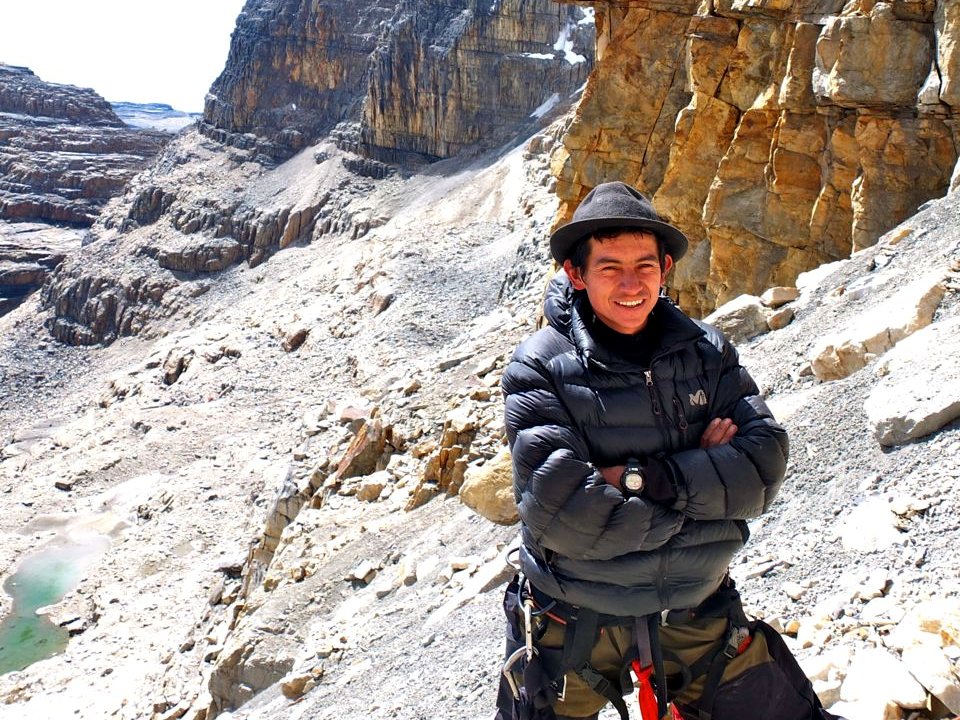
left=562, top=230, right=673, bottom=335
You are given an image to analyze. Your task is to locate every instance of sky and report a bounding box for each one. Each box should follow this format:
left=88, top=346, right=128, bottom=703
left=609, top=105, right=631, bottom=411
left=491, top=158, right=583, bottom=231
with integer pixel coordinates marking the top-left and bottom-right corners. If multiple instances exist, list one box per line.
left=0, top=0, right=247, bottom=112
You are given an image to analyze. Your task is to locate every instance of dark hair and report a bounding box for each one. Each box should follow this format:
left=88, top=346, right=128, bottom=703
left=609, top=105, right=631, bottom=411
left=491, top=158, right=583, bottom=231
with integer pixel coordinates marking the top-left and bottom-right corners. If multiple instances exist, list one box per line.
left=566, top=228, right=668, bottom=271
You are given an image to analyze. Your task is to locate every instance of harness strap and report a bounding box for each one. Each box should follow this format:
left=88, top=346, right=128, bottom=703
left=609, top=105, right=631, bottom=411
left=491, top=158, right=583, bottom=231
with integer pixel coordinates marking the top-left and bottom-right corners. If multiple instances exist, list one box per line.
left=647, top=613, right=670, bottom=718
left=662, top=579, right=753, bottom=720
left=558, top=606, right=631, bottom=720
left=696, top=621, right=739, bottom=720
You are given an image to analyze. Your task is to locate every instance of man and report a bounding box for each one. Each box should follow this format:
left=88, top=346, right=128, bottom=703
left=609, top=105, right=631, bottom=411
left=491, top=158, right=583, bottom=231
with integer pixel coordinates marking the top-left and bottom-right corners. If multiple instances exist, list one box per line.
left=496, top=182, right=807, bottom=720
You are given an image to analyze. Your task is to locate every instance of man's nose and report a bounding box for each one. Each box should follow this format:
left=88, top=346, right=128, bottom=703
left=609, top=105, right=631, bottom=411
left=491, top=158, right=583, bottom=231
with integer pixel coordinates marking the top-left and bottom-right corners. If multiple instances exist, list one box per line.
left=620, top=270, right=642, bottom=291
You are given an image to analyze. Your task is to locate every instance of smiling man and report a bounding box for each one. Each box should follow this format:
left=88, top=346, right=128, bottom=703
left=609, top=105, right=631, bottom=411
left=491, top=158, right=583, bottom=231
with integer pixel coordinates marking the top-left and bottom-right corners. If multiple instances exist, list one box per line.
left=495, top=183, right=828, bottom=720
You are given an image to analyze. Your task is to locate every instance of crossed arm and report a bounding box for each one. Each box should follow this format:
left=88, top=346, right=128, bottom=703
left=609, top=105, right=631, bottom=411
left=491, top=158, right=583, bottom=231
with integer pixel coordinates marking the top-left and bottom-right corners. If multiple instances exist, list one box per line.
left=599, top=417, right=738, bottom=490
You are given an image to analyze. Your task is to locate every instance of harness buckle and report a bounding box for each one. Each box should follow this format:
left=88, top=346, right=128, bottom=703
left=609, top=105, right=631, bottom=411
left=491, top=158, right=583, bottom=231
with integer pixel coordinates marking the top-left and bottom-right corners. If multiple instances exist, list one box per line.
left=724, top=625, right=751, bottom=659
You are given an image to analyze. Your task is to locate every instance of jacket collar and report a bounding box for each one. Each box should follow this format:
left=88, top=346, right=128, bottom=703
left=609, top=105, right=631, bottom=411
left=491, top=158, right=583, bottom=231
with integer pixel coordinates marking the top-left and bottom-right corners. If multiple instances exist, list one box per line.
left=544, top=272, right=704, bottom=369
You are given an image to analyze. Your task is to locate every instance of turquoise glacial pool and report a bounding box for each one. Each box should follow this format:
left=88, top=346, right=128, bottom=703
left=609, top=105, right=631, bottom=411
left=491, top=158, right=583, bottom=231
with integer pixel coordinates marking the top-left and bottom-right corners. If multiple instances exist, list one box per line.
left=0, top=538, right=109, bottom=675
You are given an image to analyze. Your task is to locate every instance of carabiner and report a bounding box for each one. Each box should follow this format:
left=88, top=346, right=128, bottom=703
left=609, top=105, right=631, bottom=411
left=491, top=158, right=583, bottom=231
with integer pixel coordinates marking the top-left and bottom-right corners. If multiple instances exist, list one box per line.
left=523, top=595, right=535, bottom=660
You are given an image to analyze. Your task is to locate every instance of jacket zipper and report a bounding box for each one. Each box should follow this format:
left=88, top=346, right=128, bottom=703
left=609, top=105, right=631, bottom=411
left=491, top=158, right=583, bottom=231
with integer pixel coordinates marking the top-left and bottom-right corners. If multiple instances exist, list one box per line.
left=644, top=370, right=661, bottom=416
left=645, top=367, right=673, bottom=451
left=672, top=396, right=689, bottom=431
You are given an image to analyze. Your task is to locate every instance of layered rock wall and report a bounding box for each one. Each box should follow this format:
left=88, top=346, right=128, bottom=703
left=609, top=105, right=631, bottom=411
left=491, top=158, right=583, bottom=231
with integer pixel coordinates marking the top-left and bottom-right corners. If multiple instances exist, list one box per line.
left=553, top=0, right=959, bottom=314
left=202, top=0, right=398, bottom=159
left=0, top=65, right=169, bottom=316
left=202, top=0, right=593, bottom=161
left=0, top=65, right=169, bottom=226
left=360, top=0, right=593, bottom=160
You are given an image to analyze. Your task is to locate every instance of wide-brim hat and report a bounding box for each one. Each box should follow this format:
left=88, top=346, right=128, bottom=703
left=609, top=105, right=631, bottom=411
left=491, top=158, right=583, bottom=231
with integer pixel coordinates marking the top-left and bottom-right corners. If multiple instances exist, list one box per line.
left=549, top=181, right=688, bottom=264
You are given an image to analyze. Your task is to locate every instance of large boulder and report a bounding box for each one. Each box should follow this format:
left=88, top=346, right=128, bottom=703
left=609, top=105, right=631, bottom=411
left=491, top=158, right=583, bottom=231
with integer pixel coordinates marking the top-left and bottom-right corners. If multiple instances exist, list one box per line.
left=810, top=271, right=945, bottom=381
left=459, top=448, right=518, bottom=526
left=864, top=316, right=960, bottom=446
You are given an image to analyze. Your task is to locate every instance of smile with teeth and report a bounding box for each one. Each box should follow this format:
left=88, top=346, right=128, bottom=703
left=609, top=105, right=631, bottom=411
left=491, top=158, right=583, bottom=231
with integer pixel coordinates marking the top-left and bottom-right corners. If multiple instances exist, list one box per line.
left=616, top=299, right=645, bottom=307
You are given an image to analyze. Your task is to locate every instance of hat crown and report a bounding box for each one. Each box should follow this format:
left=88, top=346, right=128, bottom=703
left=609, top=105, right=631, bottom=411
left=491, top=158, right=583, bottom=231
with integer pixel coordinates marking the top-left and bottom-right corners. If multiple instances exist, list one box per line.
left=572, top=182, right=660, bottom=224
left=548, top=180, right=688, bottom=264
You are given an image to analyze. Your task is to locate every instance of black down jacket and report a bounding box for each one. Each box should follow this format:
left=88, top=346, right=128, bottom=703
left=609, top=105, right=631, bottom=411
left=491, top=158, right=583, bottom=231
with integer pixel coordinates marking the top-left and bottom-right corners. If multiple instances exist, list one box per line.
left=502, top=274, right=789, bottom=616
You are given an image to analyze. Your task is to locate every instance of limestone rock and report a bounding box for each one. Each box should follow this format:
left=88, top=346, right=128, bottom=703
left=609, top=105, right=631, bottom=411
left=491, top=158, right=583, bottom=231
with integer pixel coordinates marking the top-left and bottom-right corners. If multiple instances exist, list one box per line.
left=280, top=325, right=310, bottom=353
left=901, top=643, right=960, bottom=714
left=761, top=286, right=799, bottom=307
left=553, top=3, right=957, bottom=315
left=0, top=223, right=81, bottom=317
left=407, top=405, right=479, bottom=510
left=459, top=448, right=518, bottom=525
left=840, top=648, right=927, bottom=710
left=355, top=470, right=391, bottom=502
left=207, top=637, right=296, bottom=716
left=361, top=1, right=593, bottom=162
left=767, top=306, right=795, bottom=330
left=864, top=316, right=960, bottom=446
left=204, top=1, right=592, bottom=161
left=704, top=294, right=770, bottom=343
left=334, top=419, right=393, bottom=481
left=939, top=1, right=960, bottom=107
left=828, top=697, right=903, bottom=720
left=810, top=271, right=945, bottom=380
left=280, top=669, right=321, bottom=699
left=838, top=496, right=905, bottom=553
left=814, top=5, right=933, bottom=108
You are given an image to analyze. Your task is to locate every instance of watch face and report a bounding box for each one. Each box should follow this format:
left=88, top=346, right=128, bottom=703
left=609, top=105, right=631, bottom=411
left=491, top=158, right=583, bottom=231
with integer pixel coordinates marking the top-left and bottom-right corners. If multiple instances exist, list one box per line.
left=623, top=471, right=644, bottom=492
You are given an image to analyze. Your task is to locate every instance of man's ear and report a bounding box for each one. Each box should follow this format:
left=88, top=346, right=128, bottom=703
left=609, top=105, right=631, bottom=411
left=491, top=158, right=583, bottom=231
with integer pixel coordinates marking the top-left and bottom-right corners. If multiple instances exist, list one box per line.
left=661, top=254, right=674, bottom=285
left=563, top=260, right=587, bottom=291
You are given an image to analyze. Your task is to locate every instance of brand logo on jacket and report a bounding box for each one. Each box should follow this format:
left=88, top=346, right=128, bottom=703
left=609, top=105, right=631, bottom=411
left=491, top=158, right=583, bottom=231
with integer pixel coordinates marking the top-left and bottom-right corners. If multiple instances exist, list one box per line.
left=689, top=389, right=707, bottom=407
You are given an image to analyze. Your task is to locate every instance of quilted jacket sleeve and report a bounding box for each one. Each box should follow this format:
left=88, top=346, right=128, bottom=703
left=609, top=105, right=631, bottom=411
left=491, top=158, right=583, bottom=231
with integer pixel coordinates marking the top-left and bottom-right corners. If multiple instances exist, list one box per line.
left=669, top=336, right=789, bottom=520
left=502, top=343, right=684, bottom=562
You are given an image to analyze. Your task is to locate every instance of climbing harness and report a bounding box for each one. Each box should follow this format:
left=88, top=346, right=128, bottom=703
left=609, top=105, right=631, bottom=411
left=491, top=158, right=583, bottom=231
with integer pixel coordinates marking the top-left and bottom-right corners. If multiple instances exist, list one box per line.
left=496, top=575, right=759, bottom=720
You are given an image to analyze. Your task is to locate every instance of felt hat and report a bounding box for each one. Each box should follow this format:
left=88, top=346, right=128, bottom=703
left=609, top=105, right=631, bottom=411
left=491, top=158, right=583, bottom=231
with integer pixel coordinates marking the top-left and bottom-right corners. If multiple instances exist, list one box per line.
left=549, top=181, right=688, bottom=264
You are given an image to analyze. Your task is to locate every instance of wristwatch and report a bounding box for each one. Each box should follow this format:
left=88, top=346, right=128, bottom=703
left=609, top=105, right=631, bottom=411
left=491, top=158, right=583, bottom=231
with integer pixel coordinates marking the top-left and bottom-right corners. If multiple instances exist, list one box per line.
left=621, top=457, right=644, bottom=497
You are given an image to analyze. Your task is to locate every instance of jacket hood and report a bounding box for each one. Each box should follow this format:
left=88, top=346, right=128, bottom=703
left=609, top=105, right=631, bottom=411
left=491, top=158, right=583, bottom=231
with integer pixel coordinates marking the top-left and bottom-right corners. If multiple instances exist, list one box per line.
left=543, top=272, right=704, bottom=368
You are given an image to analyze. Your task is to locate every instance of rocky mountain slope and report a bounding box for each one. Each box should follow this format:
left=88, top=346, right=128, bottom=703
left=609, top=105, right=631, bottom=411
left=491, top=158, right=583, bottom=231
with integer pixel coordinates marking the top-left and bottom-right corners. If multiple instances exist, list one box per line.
left=203, top=0, right=594, bottom=161
left=2, top=2, right=960, bottom=720
left=0, top=65, right=170, bottom=226
left=40, top=0, right=594, bottom=348
left=1, top=110, right=959, bottom=720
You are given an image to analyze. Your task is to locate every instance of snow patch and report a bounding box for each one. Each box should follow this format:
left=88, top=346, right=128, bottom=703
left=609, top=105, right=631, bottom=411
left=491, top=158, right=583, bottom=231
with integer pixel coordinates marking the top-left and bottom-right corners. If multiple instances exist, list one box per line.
left=530, top=93, right=560, bottom=119
left=554, top=23, right=587, bottom=65
left=522, top=53, right=555, bottom=60
left=578, top=7, right=596, bottom=25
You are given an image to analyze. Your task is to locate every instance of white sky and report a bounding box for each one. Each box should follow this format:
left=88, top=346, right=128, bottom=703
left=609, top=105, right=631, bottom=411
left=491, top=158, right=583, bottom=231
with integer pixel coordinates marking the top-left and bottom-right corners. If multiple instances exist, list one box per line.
left=0, top=0, right=246, bottom=112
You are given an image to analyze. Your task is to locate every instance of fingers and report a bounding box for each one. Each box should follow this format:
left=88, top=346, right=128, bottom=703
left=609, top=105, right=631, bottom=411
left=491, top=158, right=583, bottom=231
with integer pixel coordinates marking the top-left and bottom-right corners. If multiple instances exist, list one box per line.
left=598, top=465, right=625, bottom=488
left=700, top=418, right=738, bottom=448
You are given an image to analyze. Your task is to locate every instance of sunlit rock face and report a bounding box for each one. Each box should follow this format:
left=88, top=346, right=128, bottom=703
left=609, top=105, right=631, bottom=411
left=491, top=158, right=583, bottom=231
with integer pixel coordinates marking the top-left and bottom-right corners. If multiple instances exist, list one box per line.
left=360, top=0, right=594, bottom=161
left=202, top=0, right=593, bottom=161
left=552, top=0, right=958, bottom=315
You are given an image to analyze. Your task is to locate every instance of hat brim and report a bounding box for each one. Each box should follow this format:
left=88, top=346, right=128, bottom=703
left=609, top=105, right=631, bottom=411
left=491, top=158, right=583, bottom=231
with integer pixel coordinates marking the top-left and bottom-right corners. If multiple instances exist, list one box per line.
left=550, top=217, right=688, bottom=265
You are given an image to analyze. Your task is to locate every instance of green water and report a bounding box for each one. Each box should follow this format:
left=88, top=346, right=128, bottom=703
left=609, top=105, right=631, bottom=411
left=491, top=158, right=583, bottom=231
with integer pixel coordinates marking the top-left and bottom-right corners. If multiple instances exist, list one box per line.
left=0, top=538, right=109, bottom=675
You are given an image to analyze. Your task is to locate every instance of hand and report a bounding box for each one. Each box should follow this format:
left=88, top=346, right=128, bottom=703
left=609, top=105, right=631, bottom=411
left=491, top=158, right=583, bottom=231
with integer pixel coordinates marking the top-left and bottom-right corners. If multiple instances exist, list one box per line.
left=700, top=417, right=737, bottom=448
left=598, top=464, right=625, bottom=490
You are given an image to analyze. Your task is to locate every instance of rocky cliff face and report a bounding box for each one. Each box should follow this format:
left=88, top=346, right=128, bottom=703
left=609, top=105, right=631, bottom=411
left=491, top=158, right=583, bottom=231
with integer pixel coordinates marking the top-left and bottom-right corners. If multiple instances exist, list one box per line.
left=0, top=65, right=169, bottom=226
left=552, top=0, right=960, bottom=314
left=0, top=65, right=169, bottom=316
left=359, top=0, right=594, bottom=161
left=203, top=0, right=593, bottom=161
left=202, top=0, right=398, bottom=159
